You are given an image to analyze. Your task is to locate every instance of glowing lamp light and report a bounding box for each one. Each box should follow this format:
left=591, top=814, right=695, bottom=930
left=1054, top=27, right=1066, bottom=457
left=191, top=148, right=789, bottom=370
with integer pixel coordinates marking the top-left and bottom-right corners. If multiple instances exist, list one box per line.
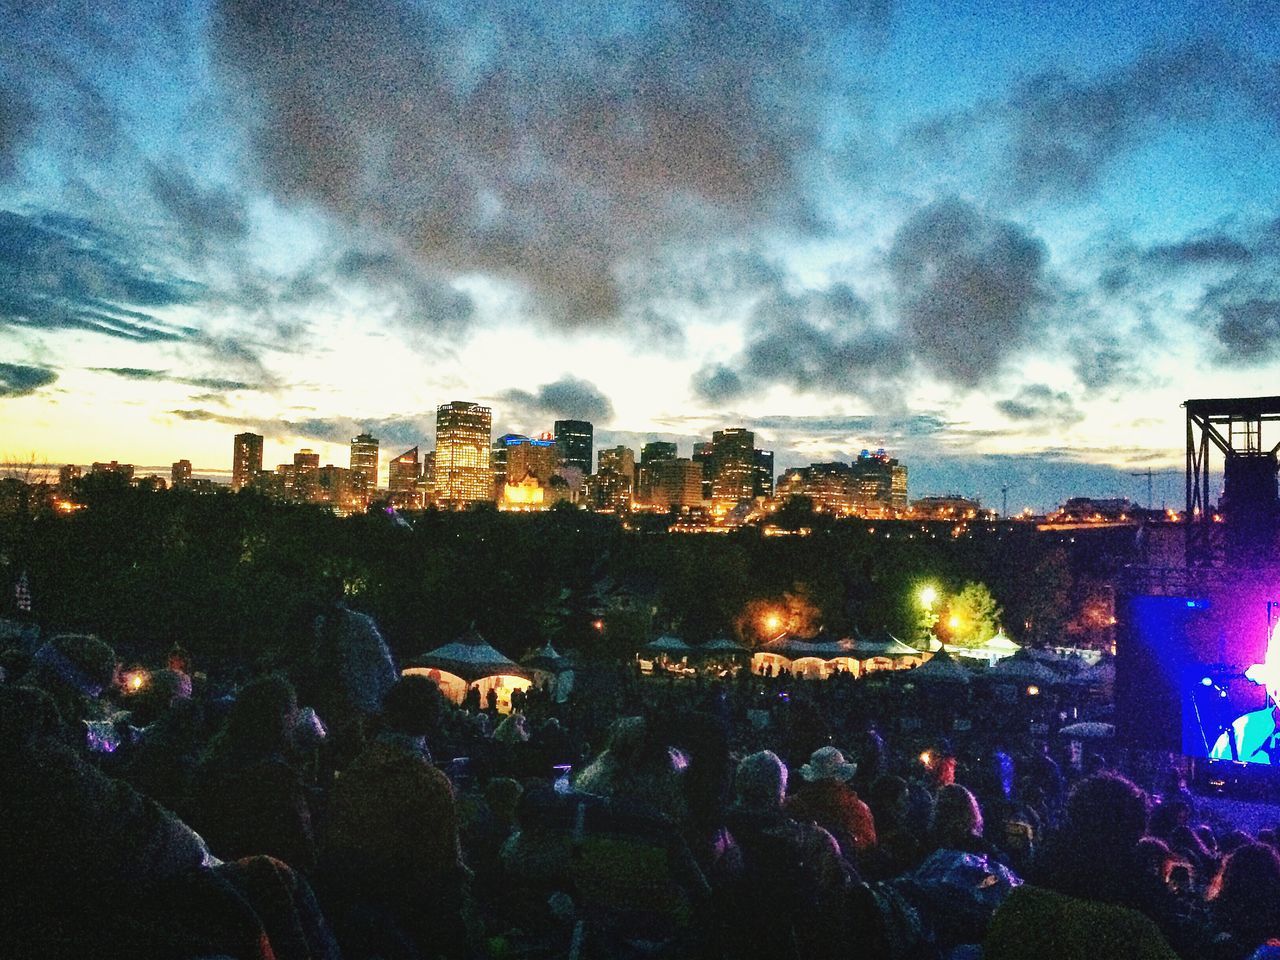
left=1026, top=684, right=1040, bottom=696
left=948, top=615, right=961, bottom=630
left=919, top=750, right=933, bottom=767
left=764, top=613, right=782, bottom=633
left=123, top=670, right=148, bottom=693
left=918, top=585, right=938, bottom=609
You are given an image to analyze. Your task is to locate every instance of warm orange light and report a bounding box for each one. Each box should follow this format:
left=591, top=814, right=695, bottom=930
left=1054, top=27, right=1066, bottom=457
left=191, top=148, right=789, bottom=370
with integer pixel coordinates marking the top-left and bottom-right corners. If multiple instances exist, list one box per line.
left=920, top=750, right=933, bottom=767
left=1026, top=684, right=1040, bottom=696
left=592, top=619, right=604, bottom=631
left=948, top=615, right=961, bottom=630
left=764, top=613, right=782, bottom=633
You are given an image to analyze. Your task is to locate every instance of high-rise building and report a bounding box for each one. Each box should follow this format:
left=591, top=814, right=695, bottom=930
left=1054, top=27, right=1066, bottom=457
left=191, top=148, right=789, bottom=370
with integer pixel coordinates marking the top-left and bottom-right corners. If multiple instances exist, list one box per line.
left=232, top=432, right=263, bottom=491
left=317, top=465, right=354, bottom=509
left=711, top=428, right=755, bottom=505
left=754, top=449, right=774, bottom=498
left=649, top=458, right=705, bottom=509
left=554, top=420, right=593, bottom=475
left=290, top=449, right=319, bottom=502
left=434, top=401, right=492, bottom=507
left=492, top=434, right=528, bottom=496
left=171, top=460, right=192, bottom=487
left=585, top=468, right=633, bottom=512
left=597, top=445, right=636, bottom=485
left=777, top=462, right=857, bottom=514
left=388, top=446, right=420, bottom=494
left=91, top=461, right=134, bottom=482
left=638, top=441, right=677, bottom=504
left=693, top=442, right=714, bottom=501
left=58, top=464, right=81, bottom=495
left=851, top=449, right=908, bottom=512
left=349, top=433, right=380, bottom=499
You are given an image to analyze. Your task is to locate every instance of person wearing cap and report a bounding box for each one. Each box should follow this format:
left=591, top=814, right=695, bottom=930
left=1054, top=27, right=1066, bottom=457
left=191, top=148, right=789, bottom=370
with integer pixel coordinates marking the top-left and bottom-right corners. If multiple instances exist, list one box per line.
left=785, top=745, right=877, bottom=859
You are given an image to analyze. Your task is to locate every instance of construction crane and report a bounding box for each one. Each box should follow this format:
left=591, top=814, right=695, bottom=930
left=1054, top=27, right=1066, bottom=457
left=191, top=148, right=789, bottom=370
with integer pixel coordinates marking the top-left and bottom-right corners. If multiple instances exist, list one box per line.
left=1130, top=467, right=1176, bottom=511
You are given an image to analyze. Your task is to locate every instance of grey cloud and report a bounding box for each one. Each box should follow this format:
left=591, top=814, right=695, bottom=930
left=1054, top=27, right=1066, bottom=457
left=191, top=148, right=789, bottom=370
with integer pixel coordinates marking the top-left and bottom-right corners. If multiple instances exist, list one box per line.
left=1145, top=234, right=1254, bottom=268
left=698, top=283, right=910, bottom=405
left=146, top=161, right=250, bottom=255
left=889, top=198, right=1050, bottom=386
left=996, top=384, right=1083, bottom=425
left=334, top=249, right=474, bottom=337
left=91, top=366, right=253, bottom=391
left=210, top=0, right=872, bottom=326
left=499, top=376, right=615, bottom=424
left=746, top=413, right=951, bottom=437
left=905, top=40, right=1274, bottom=205
left=692, top=364, right=747, bottom=404
left=0, top=81, right=35, bottom=180
left=0, top=362, right=58, bottom=398
left=168, top=408, right=435, bottom=449
left=0, top=210, right=199, bottom=341
left=1200, top=280, right=1280, bottom=361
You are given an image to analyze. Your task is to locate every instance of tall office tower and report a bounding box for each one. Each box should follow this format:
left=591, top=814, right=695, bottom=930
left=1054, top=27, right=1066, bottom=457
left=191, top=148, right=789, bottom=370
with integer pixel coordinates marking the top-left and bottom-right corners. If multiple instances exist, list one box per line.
left=492, top=434, right=528, bottom=496
left=421, top=450, right=436, bottom=490
left=850, top=449, right=908, bottom=512
left=585, top=468, right=633, bottom=511
left=597, top=445, right=636, bottom=485
left=435, top=401, right=492, bottom=507
left=692, top=442, right=715, bottom=501
left=232, top=432, right=264, bottom=491
left=349, top=433, right=380, bottom=499
left=649, top=458, right=705, bottom=509
left=388, top=446, right=421, bottom=494
left=171, top=460, right=192, bottom=487
left=638, top=441, right=677, bottom=504
left=58, top=464, right=81, bottom=495
left=754, top=449, right=775, bottom=498
left=711, top=427, right=755, bottom=505
left=291, top=448, right=320, bottom=502
left=317, top=465, right=354, bottom=508
left=554, top=420, right=593, bottom=475
left=507, top=434, right=559, bottom=485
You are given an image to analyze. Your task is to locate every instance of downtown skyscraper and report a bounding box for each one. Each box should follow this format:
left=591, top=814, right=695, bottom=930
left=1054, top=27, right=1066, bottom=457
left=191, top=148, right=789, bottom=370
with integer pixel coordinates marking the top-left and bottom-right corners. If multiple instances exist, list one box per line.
left=231, top=432, right=263, bottom=491
left=434, top=401, right=493, bottom=508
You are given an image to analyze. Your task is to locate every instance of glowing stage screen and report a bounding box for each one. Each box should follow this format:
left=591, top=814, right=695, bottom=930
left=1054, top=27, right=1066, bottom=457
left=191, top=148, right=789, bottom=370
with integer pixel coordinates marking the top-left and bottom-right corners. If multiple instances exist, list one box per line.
left=1118, top=589, right=1280, bottom=763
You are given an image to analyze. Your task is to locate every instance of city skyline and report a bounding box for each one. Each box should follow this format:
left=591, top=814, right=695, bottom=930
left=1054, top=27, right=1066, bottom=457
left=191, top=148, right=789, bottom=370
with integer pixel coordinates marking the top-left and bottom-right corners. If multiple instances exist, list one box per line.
left=2, top=1, right=1276, bottom=512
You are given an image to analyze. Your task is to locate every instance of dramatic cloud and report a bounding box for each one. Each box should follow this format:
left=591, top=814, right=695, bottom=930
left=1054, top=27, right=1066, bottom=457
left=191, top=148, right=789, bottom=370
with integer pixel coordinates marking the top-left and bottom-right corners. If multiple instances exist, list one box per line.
left=694, top=283, right=909, bottom=405
left=91, top=366, right=253, bottom=392
left=889, top=198, right=1051, bottom=386
left=0, top=81, right=35, bottom=180
left=499, top=376, right=615, bottom=424
left=146, top=161, right=250, bottom=257
left=210, top=0, right=875, bottom=325
left=1200, top=280, right=1280, bottom=362
left=996, top=384, right=1083, bottom=425
left=334, top=250, right=475, bottom=338
left=906, top=40, right=1278, bottom=205
left=168, top=408, right=435, bottom=449
left=0, top=210, right=199, bottom=341
left=0, top=362, right=57, bottom=398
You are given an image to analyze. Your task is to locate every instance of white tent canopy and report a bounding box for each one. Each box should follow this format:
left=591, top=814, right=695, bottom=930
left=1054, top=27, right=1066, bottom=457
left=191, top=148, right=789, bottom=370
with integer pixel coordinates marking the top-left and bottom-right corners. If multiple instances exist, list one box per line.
left=911, top=648, right=972, bottom=684
left=404, top=627, right=531, bottom=711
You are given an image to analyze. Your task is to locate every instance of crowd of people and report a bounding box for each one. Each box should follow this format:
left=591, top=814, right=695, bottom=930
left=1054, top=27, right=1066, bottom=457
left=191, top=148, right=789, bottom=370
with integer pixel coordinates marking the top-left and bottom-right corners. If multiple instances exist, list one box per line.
left=5, top=621, right=1280, bottom=960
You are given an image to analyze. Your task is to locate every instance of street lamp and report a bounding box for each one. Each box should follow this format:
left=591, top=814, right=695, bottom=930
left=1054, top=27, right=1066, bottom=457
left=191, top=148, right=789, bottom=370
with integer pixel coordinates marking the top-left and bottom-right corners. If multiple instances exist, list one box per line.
left=918, top=585, right=938, bottom=610
left=764, top=612, right=783, bottom=634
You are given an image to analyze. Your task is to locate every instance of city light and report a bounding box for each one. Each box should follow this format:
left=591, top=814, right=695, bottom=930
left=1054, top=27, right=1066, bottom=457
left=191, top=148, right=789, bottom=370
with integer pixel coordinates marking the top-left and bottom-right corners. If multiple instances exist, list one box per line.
left=764, top=613, right=782, bottom=633
left=948, top=614, right=961, bottom=630
left=918, top=585, right=938, bottom=609
left=1026, top=684, right=1040, bottom=696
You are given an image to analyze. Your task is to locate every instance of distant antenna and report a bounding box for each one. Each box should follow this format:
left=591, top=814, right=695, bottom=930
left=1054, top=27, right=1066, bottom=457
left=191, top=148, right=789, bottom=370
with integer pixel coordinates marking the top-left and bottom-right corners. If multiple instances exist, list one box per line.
left=1001, top=484, right=1008, bottom=519
left=1129, top=467, right=1175, bottom=511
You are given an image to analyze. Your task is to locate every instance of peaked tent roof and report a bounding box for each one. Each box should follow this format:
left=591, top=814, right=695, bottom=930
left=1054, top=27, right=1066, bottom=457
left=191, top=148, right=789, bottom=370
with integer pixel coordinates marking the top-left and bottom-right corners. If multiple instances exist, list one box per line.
left=406, top=628, right=530, bottom=684
left=521, top=642, right=570, bottom=674
left=852, top=628, right=921, bottom=658
left=983, top=650, right=1061, bottom=685
left=645, top=635, right=695, bottom=654
left=981, top=631, right=1021, bottom=653
left=699, top=636, right=749, bottom=655
left=911, top=648, right=972, bottom=684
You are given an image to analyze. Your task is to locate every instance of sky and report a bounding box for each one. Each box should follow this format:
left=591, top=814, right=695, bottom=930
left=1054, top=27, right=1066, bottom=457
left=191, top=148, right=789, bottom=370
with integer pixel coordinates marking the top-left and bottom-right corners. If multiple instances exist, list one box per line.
left=1, top=0, right=1278, bottom=510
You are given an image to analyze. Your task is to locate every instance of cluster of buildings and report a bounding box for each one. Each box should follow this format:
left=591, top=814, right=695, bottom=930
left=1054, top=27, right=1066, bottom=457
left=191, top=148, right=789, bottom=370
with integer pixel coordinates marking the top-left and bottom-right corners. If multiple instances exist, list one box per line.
left=224, top=404, right=788, bottom=516
left=53, top=400, right=931, bottom=520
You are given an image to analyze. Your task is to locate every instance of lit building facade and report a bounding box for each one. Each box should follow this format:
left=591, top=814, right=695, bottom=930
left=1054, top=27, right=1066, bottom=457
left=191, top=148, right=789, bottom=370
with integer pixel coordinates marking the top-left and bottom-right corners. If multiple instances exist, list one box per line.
left=850, top=449, right=908, bottom=512
left=388, top=445, right=421, bottom=500
left=648, top=458, right=705, bottom=509
left=349, top=433, right=380, bottom=500
left=171, top=460, right=192, bottom=487
left=711, top=427, right=755, bottom=505
left=585, top=468, right=633, bottom=511
left=232, top=432, right=263, bottom=491
left=638, top=441, right=677, bottom=504
left=58, top=464, right=81, bottom=495
left=434, top=401, right=493, bottom=508
left=693, top=442, right=714, bottom=501
left=598, top=445, right=635, bottom=487
left=754, top=449, right=775, bottom=498
left=554, top=420, right=593, bottom=475
left=91, top=461, right=134, bottom=481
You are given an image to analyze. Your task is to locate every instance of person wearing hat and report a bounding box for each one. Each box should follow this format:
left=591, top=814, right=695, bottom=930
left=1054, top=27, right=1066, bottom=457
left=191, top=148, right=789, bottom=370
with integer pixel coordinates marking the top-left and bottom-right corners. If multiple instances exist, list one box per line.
left=785, top=745, right=878, bottom=859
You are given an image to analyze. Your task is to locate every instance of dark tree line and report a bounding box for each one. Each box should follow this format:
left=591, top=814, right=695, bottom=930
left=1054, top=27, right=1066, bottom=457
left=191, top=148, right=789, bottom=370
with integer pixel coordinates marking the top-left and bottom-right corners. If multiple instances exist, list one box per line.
left=4, top=483, right=1137, bottom=667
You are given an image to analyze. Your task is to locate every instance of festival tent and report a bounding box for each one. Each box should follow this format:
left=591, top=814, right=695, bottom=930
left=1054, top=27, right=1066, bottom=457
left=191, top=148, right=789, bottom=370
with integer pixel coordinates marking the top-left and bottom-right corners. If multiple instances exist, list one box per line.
left=521, top=642, right=574, bottom=701
left=909, top=648, right=972, bottom=684
left=404, top=627, right=531, bottom=712
left=1072, top=657, right=1116, bottom=689
left=852, top=629, right=926, bottom=673
left=645, top=635, right=695, bottom=656
left=951, top=631, right=1022, bottom=665
left=982, top=650, right=1062, bottom=687
left=696, top=636, right=751, bottom=662
left=1058, top=721, right=1114, bottom=739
